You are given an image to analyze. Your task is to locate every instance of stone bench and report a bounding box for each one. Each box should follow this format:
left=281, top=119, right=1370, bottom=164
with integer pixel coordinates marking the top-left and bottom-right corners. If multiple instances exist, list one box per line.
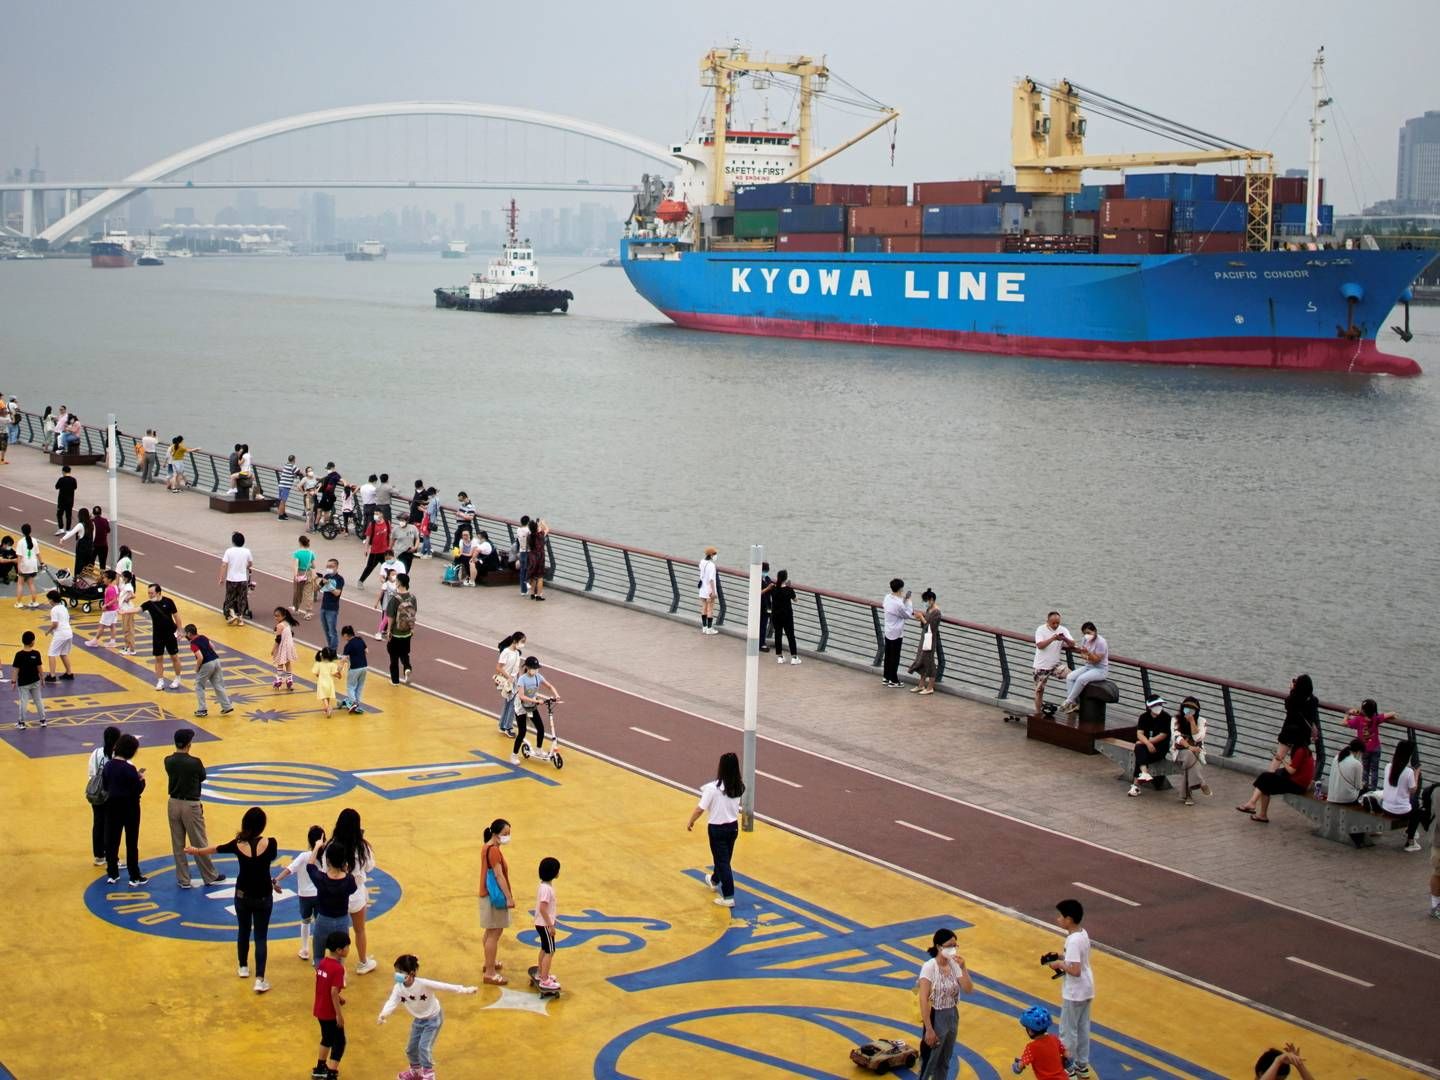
left=477, top=567, right=521, bottom=588
left=1280, top=792, right=1412, bottom=846
left=48, top=451, right=104, bottom=467
left=209, top=494, right=278, bottom=514
left=1094, top=737, right=1179, bottom=790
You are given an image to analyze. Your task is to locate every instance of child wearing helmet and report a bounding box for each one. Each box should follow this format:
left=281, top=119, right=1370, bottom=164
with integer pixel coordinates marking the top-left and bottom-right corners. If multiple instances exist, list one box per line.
left=1012, top=1006, right=1070, bottom=1080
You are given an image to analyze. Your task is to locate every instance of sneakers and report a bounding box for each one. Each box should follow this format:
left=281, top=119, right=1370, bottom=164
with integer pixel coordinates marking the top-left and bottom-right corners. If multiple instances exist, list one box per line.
left=177, top=881, right=194, bottom=890
left=348, top=706, right=363, bottom=715
left=1182, top=797, right=1195, bottom=806
left=1137, top=769, right=1153, bottom=783
left=790, top=656, right=801, bottom=665
left=43, top=675, right=57, bottom=683
left=238, top=965, right=249, bottom=978
left=105, top=876, right=119, bottom=885
left=402, top=669, right=411, bottom=684
left=194, top=710, right=209, bottom=718
left=14, top=721, right=24, bottom=730
left=537, top=976, right=561, bottom=991
left=1061, top=700, right=1079, bottom=714
left=310, top=1067, right=329, bottom=1080
left=1127, top=785, right=1141, bottom=797
left=129, top=876, right=149, bottom=886
left=154, top=678, right=165, bottom=690
left=169, top=679, right=181, bottom=689
left=1199, top=784, right=1213, bottom=797
left=298, top=946, right=311, bottom=961
left=253, top=978, right=270, bottom=993
left=714, top=897, right=735, bottom=908
left=220, top=707, right=234, bottom=715
left=1404, top=839, right=1423, bottom=853
left=703, top=874, right=722, bottom=893
left=777, top=656, right=785, bottom=665
left=92, top=856, right=105, bottom=866
left=207, top=874, right=228, bottom=886
left=1429, top=906, right=1440, bottom=920
left=356, top=956, right=378, bottom=975
left=59, top=672, right=73, bottom=681
left=510, top=754, right=520, bottom=765
left=1070, top=1067, right=1091, bottom=1079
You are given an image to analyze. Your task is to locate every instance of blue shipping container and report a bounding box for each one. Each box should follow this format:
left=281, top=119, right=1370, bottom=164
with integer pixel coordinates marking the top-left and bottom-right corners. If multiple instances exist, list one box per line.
left=1125, top=172, right=1219, bottom=202
left=1065, top=185, right=1106, bottom=213
left=849, top=236, right=885, bottom=253
left=1277, top=203, right=1307, bottom=225
left=776, top=204, right=847, bottom=233
left=733, top=183, right=815, bottom=210
left=1274, top=204, right=1335, bottom=234
left=983, top=185, right=1033, bottom=209
left=921, top=204, right=1003, bottom=236
left=1171, top=200, right=1246, bottom=233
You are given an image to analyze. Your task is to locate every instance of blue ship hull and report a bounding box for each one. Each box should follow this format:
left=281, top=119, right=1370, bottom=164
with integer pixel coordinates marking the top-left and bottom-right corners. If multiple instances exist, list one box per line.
left=620, top=241, right=1432, bottom=375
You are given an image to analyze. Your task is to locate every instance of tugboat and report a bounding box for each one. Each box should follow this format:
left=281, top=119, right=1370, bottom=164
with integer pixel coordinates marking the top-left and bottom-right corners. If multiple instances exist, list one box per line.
left=344, top=239, right=387, bottom=261
left=433, top=201, right=573, bottom=314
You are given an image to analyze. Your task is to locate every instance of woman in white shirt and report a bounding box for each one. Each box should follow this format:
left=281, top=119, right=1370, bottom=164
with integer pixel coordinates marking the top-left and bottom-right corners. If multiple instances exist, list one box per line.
left=86, top=725, right=122, bottom=865
left=686, top=751, right=744, bottom=908
left=1167, top=695, right=1211, bottom=805
left=697, top=546, right=719, bottom=634
left=494, top=631, right=525, bottom=738
left=1381, top=740, right=1429, bottom=852
left=916, top=927, right=973, bottom=1080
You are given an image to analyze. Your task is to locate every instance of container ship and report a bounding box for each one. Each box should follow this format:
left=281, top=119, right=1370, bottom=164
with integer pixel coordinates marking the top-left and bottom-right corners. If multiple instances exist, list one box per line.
left=344, top=240, right=387, bottom=262
left=90, top=229, right=136, bottom=268
left=622, top=48, right=1432, bottom=375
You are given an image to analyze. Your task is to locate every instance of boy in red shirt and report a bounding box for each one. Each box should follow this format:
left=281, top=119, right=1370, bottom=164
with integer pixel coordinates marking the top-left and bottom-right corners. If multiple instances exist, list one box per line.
left=1012, top=1005, right=1070, bottom=1080
left=312, top=930, right=350, bottom=1080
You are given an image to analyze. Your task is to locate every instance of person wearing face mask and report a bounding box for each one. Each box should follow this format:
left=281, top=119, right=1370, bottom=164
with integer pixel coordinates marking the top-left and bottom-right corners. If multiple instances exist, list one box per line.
left=908, top=590, right=942, bottom=695
left=377, top=953, right=477, bottom=1080
left=478, top=818, right=514, bottom=985
left=1060, top=622, right=1108, bottom=715
left=1127, top=695, right=1171, bottom=797
left=915, top=927, right=973, bottom=1079
left=1168, top=696, right=1212, bottom=805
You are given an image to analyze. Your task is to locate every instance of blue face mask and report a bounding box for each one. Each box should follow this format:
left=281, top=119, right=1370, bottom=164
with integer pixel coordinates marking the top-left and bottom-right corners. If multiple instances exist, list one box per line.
left=394, top=972, right=407, bottom=986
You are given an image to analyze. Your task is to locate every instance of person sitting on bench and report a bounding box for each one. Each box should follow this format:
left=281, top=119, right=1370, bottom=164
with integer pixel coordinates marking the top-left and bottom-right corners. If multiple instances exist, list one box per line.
left=474, top=530, right=503, bottom=581
left=1060, top=622, right=1108, bottom=715
left=1237, top=743, right=1315, bottom=823
left=1380, top=739, right=1433, bottom=853
left=1328, top=738, right=1375, bottom=848
left=453, top=528, right=480, bottom=586
left=1128, top=695, right=1170, bottom=797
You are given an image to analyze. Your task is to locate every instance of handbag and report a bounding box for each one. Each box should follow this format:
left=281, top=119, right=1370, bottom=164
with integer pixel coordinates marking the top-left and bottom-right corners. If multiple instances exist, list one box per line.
left=85, top=763, right=108, bottom=806
left=921, top=629, right=933, bottom=651
left=484, top=865, right=507, bottom=908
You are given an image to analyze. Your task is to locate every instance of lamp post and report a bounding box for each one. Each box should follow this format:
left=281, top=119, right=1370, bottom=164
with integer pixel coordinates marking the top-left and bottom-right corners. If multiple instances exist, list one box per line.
left=106, top=413, right=119, bottom=565
left=741, top=543, right=763, bottom=831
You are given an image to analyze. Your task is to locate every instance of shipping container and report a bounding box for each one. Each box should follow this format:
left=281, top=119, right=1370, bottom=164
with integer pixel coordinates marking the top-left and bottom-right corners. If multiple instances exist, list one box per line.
left=1064, top=185, right=1107, bottom=213
left=921, top=204, right=1003, bottom=236
left=847, top=235, right=921, bottom=253
left=1098, top=229, right=1170, bottom=254
left=1100, top=198, right=1172, bottom=230
left=1000, top=203, right=1026, bottom=233
left=866, top=185, right=909, bottom=208
left=848, top=235, right=885, bottom=253
left=1171, top=199, right=1247, bottom=233
left=1031, top=208, right=1065, bottom=235
left=1005, top=234, right=1099, bottom=254
left=920, top=236, right=1007, bottom=253
left=884, top=236, right=923, bottom=253
left=849, top=205, right=923, bottom=235
left=912, top=180, right=999, bottom=205
left=1124, top=171, right=1219, bottom=202
left=733, top=182, right=815, bottom=210
left=813, top=183, right=873, bottom=207
left=984, top=185, right=1033, bottom=209
left=1213, top=175, right=1244, bottom=202
left=1170, top=232, right=1248, bottom=254
left=1104, top=183, right=1127, bottom=200
left=733, top=209, right=780, bottom=239
left=1066, top=214, right=1097, bottom=237
left=775, top=233, right=846, bottom=253
left=777, top=204, right=848, bottom=233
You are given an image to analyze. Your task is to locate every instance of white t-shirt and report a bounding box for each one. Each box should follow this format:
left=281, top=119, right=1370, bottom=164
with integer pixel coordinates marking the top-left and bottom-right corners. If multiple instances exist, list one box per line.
left=1381, top=766, right=1418, bottom=815
left=498, top=646, right=522, bottom=682
left=220, top=546, right=252, bottom=583
left=697, top=559, right=717, bottom=599
left=697, top=779, right=740, bottom=825
left=380, top=557, right=404, bottom=579
left=141, top=434, right=158, bottom=454
left=1061, top=928, right=1094, bottom=1001
left=51, top=603, right=72, bottom=640
left=118, top=580, right=137, bottom=614
left=17, top=537, right=39, bottom=575
left=358, top=483, right=376, bottom=506
left=1033, top=623, right=1072, bottom=669
left=285, top=851, right=318, bottom=897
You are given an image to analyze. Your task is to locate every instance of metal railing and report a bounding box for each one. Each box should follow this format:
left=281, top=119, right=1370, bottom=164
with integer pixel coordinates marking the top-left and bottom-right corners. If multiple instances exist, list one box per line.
left=13, top=408, right=1439, bottom=776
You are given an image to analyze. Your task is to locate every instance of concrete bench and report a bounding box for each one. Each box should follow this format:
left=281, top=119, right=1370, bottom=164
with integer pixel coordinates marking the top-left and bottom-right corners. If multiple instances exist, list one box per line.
left=1280, top=792, right=1412, bottom=846
left=48, top=451, right=104, bottom=467
left=1095, top=737, right=1178, bottom=790
left=209, top=494, right=278, bottom=514
left=477, top=568, right=520, bottom=588
left=1024, top=680, right=1129, bottom=754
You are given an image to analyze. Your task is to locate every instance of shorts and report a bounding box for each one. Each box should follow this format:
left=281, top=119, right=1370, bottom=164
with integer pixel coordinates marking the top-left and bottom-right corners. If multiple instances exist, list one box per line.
left=18, top=571, right=35, bottom=582
left=0, top=432, right=8, bottom=451
left=478, top=897, right=511, bottom=930
left=317, top=1017, right=343, bottom=1049
left=297, top=894, right=318, bottom=920
left=1034, top=662, right=1070, bottom=687
left=346, top=887, right=368, bottom=915
left=152, top=636, right=178, bottom=658
left=48, top=634, right=73, bottom=657
left=534, top=925, right=555, bottom=955
left=99, top=611, right=118, bottom=627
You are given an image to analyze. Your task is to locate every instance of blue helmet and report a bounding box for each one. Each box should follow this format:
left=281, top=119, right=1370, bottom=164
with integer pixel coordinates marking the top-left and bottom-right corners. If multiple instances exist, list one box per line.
left=1020, top=1006, right=1052, bottom=1034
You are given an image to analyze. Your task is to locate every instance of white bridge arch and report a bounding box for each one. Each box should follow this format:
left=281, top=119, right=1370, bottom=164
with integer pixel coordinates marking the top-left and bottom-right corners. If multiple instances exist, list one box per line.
left=40, top=101, right=678, bottom=244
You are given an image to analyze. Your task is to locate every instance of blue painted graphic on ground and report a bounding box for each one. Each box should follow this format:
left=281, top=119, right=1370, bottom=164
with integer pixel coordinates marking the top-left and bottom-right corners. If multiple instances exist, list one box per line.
left=516, top=910, right=671, bottom=954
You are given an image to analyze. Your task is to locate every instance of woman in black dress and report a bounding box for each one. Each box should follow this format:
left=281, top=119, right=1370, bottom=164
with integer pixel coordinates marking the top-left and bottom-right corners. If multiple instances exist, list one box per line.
left=1271, top=674, right=1318, bottom=769
left=186, top=805, right=280, bottom=993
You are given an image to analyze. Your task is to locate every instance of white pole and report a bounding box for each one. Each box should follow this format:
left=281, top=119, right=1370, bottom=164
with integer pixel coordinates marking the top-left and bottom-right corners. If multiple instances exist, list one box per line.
left=741, top=543, right=763, bottom=832
left=106, top=413, right=119, bottom=565
left=1306, top=46, right=1327, bottom=239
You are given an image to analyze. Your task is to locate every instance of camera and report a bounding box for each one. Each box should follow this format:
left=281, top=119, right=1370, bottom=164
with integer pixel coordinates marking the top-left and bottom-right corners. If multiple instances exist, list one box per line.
left=1039, top=951, right=1064, bottom=979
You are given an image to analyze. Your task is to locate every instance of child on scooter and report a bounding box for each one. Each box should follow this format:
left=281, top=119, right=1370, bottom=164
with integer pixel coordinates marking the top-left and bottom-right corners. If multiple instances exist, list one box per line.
left=377, top=953, right=477, bottom=1080
left=533, top=857, right=561, bottom=993
left=510, top=656, right=559, bottom=765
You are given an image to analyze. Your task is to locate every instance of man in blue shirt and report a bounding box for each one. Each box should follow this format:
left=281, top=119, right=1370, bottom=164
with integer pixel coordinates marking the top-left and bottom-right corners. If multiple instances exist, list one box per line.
left=318, top=559, right=344, bottom=653
left=184, top=623, right=233, bottom=717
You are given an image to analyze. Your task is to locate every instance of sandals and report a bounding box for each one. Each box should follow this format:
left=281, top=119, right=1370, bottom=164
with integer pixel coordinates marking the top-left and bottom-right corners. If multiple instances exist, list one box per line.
left=1251, top=816, right=1270, bottom=823
left=482, top=973, right=507, bottom=985
left=1235, top=805, right=1255, bottom=814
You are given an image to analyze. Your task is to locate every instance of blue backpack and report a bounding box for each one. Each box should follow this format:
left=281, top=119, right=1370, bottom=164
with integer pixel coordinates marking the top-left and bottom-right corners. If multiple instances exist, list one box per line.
left=442, top=564, right=461, bottom=585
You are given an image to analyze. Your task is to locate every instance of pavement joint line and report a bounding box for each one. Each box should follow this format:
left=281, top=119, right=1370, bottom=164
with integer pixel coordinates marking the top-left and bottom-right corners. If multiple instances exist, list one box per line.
left=432, top=657, right=467, bottom=670
left=1071, top=880, right=1142, bottom=907
left=629, top=725, right=671, bottom=742
left=172, top=564, right=195, bottom=573
left=1285, top=955, right=1375, bottom=988
left=755, top=769, right=802, bottom=788
left=895, top=819, right=954, bottom=842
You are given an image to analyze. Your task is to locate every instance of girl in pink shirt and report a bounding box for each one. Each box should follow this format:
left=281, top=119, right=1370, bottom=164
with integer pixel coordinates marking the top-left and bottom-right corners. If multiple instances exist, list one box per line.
left=88, top=570, right=120, bottom=648
left=1345, top=699, right=1391, bottom=792
left=533, top=856, right=561, bottom=992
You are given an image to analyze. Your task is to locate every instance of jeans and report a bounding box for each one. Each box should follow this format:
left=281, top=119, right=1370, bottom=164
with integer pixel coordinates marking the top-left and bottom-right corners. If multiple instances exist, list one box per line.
left=388, top=635, right=412, bottom=684
left=6, top=423, right=17, bottom=445
left=406, top=1011, right=443, bottom=1069
left=1362, top=750, right=1381, bottom=792
left=104, top=798, right=142, bottom=881
left=917, top=1004, right=958, bottom=1080
left=498, top=694, right=517, bottom=734
left=882, top=636, right=903, bottom=682
left=1064, top=665, right=1109, bottom=704
left=707, top=821, right=738, bottom=899
left=194, top=659, right=232, bottom=712
left=518, top=550, right=529, bottom=593
left=17, top=682, right=44, bottom=723
left=321, top=608, right=339, bottom=653
left=64, top=433, right=80, bottom=451
left=235, top=894, right=273, bottom=978
left=1061, top=998, right=1093, bottom=1067
left=343, top=667, right=367, bottom=709
left=312, top=911, right=352, bottom=969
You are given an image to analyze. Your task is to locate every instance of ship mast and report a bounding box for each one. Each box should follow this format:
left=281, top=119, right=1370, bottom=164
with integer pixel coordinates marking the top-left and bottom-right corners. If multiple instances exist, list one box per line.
left=1305, top=46, right=1331, bottom=239
left=504, top=198, right=519, bottom=246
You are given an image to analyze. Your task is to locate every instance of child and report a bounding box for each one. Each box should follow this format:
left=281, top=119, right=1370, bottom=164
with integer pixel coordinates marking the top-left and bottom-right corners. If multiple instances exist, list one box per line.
left=533, top=857, right=561, bottom=992
left=313, top=647, right=340, bottom=717
left=13, top=631, right=45, bottom=729
left=1344, top=698, right=1391, bottom=792
left=312, top=930, right=350, bottom=1080
left=339, top=485, right=356, bottom=536
left=377, top=953, right=478, bottom=1080
left=1046, top=899, right=1093, bottom=1079
left=375, top=568, right=396, bottom=639
left=1012, top=1006, right=1070, bottom=1080
left=89, top=569, right=119, bottom=648
left=118, top=569, right=138, bottom=655
left=511, top=656, right=559, bottom=765
left=273, top=607, right=299, bottom=690
left=338, top=626, right=367, bottom=715
left=274, top=825, right=327, bottom=960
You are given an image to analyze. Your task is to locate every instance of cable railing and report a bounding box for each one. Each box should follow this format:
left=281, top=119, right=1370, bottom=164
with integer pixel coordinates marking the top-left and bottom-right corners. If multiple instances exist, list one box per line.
left=15, top=408, right=1439, bottom=776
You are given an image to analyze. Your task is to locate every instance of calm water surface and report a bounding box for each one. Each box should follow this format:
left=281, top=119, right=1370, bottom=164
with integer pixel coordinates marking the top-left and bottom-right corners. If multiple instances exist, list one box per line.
left=3, top=253, right=1437, bottom=714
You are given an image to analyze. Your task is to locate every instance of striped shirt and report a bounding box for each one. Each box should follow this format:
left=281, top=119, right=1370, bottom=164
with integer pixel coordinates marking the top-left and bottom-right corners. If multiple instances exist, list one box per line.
left=279, top=462, right=299, bottom=487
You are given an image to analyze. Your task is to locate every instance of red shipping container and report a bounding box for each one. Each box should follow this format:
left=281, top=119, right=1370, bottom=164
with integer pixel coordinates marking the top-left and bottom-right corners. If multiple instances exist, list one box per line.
left=866, top=185, right=909, bottom=208
left=1098, top=229, right=1169, bottom=254
left=1104, top=183, right=1126, bottom=199
left=912, top=180, right=999, bottom=205
left=884, top=236, right=922, bottom=253
left=920, top=236, right=1006, bottom=253
left=812, top=183, right=872, bottom=206
left=1213, top=175, right=1243, bottom=202
left=1170, top=232, right=1247, bottom=254
left=1271, top=176, right=1323, bottom=205
left=776, top=233, right=846, bottom=253
left=1100, top=198, right=1172, bottom=230
left=849, top=206, right=922, bottom=235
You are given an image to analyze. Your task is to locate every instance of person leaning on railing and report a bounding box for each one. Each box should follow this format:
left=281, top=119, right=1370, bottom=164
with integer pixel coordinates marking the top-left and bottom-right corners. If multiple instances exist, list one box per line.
left=166, top=435, right=200, bottom=492
left=1270, top=675, right=1318, bottom=770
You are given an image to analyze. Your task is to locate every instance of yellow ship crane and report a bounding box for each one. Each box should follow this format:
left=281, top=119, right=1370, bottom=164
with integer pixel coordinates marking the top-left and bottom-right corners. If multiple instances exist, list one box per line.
left=1012, top=78, right=1276, bottom=250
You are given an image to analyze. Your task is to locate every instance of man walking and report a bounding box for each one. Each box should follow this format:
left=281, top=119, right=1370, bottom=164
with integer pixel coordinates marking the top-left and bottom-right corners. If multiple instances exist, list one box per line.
left=1032, top=611, right=1073, bottom=716
left=358, top=474, right=378, bottom=531
left=881, top=578, right=913, bottom=687
left=142, top=583, right=184, bottom=690
left=185, top=623, right=234, bottom=717
left=219, top=531, right=253, bottom=626
left=55, top=464, right=77, bottom=534
left=357, top=513, right=390, bottom=587
left=516, top=513, right=531, bottom=594
left=385, top=573, right=417, bottom=685
left=374, top=472, right=394, bottom=523
left=277, top=454, right=299, bottom=521
left=318, top=559, right=344, bottom=653
left=391, top=514, right=420, bottom=575
left=164, top=728, right=226, bottom=889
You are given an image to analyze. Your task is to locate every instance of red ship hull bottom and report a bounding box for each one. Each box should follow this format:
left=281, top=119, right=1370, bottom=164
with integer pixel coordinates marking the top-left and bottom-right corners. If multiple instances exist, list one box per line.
left=90, top=254, right=134, bottom=269
left=662, top=310, right=1421, bottom=377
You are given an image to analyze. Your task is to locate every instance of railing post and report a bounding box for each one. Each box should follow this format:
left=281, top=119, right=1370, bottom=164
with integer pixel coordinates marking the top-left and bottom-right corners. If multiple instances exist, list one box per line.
left=870, top=606, right=885, bottom=666
left=1221, top=685, right=1238, bottom=757
left=544, top=536, right=556, bottom=581
left=934, top=629, right=947, bottom=683
left=814, top=593, right=829, bottom=652
left=995, top=634, right=1010, bottom=699
left=665, top=560, right=680, bottom=613
left=581, top=539, right=595, bottom=591
left=715, top=575, right=726, bottom=626
left=188, top=455, right=200, bottom=491
left=1139, top=666, right=1153, bottom=703
left=622, top=549, right=637, bottom=602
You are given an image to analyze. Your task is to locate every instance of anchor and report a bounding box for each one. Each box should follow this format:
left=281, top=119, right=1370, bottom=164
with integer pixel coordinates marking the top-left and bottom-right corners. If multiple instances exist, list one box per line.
left=1391, top=286, right=1414, bottom=343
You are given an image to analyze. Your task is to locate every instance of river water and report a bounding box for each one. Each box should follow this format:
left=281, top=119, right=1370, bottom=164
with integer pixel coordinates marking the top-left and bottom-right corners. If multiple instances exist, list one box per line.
left=3, top=253, right=1437, bottom=714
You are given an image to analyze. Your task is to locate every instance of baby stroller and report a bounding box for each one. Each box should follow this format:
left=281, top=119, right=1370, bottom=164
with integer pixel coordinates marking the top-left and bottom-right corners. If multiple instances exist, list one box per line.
left=45, top=566, right=104, bottom=612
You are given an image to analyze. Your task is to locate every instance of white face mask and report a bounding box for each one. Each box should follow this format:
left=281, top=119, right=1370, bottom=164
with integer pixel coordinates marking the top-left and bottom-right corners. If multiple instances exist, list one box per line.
left=1148, top=706, right=1162, bottom=717
left=1183, top=707, right=1196, bottom=717
left=498, top=835, right=511, bottom=846
left=1084, top=633, right=1095, bottom=642
left=940, top=946, right=957, bottom=958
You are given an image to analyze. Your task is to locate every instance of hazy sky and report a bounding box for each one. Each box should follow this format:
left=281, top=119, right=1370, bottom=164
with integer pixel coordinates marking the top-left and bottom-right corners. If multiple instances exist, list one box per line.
left=3, top=0, right=1434, bottom=213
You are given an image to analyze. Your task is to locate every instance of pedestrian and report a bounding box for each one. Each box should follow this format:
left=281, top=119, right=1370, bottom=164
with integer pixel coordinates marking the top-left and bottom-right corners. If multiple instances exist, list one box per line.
left=41, top=406, right=55, bottom=451
left=758, top=561, right=773, bottom=651
left=311, top=930, right=351, bottom=1079
left=769, top=569, right=799, bottom=663
left=408, top=480, right=427, bottom=524
left=1060, top=622, right=1109, bottom=715
left=1011, top=1006, right=1070, bottom=1080
left=114, top=544, right=133, bottom=584
left=42, top=588, right=75, bottom=682
left=392, top=514, right=420, bottom=575
left=293, top=534, right=316, bottom=619
left=697, top=546, right=718, bottom=631
left=531, top=857, right=562, bottom=994
left=1271, top=674, right=1319, bottom=770
left=357, top=512, right=391, bottom=588
left=1169, top=696, right=1212, bottom=805
left=515, top=513, right=532, bottom=592
left=117, top=568, right=139, bottom=655
left=478, top=818, right=514, bottom=985
left=90, top=505, right=110, bottom=569
left=881, top=578, right=913, bottom=687
left=166, top=435, right=197, bottom=493
left=5, top=395, right=19, bottom=449
left=687, top=751, right=744, bottom=908
left=374, top=472, right=394, bottom=523
left=511, top=656, right=558, bottom=764
left=318, top=559, right=344, bottom=654
left=1046, top=898, right=1094, bottom=1079
left=102, top=732, right=148, bottom=886
left=313, top=647, right=341, bottom=717
left=1032, top=612, right=1074, bottom=716
left=14, top=523, right=41, bottom=609
left=326, top=807, right=378, bottom=975
left=164, top=727, right=227, bottom=888
left=87, top=569, right=119, bottom=649
left=54, top=464, right=77, bottom=533
left=13, top=630, right=45, bottom=729
left=140, top=429, right=160, bottom=484
left=915, top=927, right=973, bottom=1080
left=418, top=488, right=439, bottom=559
left=273, top=607, right=299, bottom=691
left=1344, top=698, right=1391, bottom=793
left=494, top=631, right=525, bottom=737
left=378, top=954, right=478, bottom=1080
left=375, top=568, right=398, bottom=638
left=305, top=839, right=358, bottom=970
left=527, top=519, right=549, bottom=600
left=219, top=531, right=253, bottom=626
left=338, top=626, right=368, bottom=714
left=316, top=463, right=342, bottom=531
left=908, top=588, right=941, bottom=693
left=86, top=725, right=120, bottom=863
left=273, top=825, right=327, bottom=960
left=339, top=484, right=357, bottom=536
left=141, top=583, right=184, bottom=690
left=59, top=505, right=95, bottom=580
left=385, top=573, right=417, bottom=686
left=184, top=623, right=234, bottom=716
left=358, top=474, right=378, bottom=531
left=278, top=454, right=299, bottom=521
left=300, top=466, right=319, bottom=529
left=185, top=805, right=278, bottom=993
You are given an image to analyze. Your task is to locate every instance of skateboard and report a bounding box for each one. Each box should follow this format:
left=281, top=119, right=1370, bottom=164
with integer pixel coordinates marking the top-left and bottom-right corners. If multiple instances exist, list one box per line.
left=527, top=965, right=561, bottom=999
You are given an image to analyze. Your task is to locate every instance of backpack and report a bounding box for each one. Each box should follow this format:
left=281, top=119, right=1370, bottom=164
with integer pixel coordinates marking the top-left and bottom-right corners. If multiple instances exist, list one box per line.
left=442, top=564, right=460, bottom=585
left=392, top=593, right=418, bottom=635
left=85, top=759, right=108, bottom=806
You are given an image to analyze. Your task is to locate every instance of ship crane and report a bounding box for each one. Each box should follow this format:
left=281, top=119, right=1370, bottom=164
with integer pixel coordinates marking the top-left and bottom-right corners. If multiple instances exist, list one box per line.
left=1011, top=77, right=1277, bottom=250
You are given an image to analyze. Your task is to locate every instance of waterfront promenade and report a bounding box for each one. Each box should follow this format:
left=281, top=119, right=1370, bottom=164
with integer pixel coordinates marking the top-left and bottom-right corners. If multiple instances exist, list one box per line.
left=0, top=444, right=1435, bottom=1075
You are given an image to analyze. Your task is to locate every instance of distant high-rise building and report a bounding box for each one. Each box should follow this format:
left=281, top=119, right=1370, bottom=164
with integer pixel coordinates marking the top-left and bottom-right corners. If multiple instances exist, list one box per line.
left=1396, top=111, right=1440, bottom=205
left=126, top=192, right=153, bottom=232
left=454, top=201, right=465, bottom=235
left=173, top=207, right=197, bottom=226
left=27, top=147, right=44, bottom=184
left=312, top=192, right=335, bottom=245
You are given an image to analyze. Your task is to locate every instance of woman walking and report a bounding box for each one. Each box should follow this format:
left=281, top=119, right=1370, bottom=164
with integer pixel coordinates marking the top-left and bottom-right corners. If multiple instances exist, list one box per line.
left=908, top=589, right=941, bottom=693
left=87, top=725, right=122, bottom=866
left=272, top=607, right=299, bottom=691
left=329, top=808, right=378, bottom=974
left=102, top=732, right=148, bottom=886
left=59, top=506, right=96, bottom=581
left=14, top=523, right=41, bottom=609
left=687, top=751, right=745, bottom=908
left=494, top=631, right=525, bottom=737
left=478, top=818, right=514, bottom=985
left=915, top=927, right=973, bottom=1080
left=293, top=534, right=316, bottom=619
left=184, top=805, right=280, bottom=993
left=1169, top=695, right=1212, bottom=805
left=769, top=570, right=799, bottom=663
left=527, top=520, right=548, bottom=600
left=697, top=546, right=718, bottom=632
